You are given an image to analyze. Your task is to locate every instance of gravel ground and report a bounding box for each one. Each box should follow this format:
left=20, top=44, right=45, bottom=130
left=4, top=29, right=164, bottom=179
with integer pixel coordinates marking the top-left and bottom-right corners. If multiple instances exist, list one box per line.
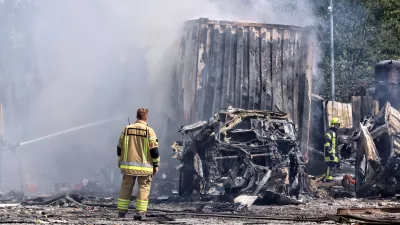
left=0, top=198, right=399, bottom=224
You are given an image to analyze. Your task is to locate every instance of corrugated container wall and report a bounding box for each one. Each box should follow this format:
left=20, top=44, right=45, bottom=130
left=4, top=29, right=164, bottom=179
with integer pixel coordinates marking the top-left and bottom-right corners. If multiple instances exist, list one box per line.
left=174, top=18, right=314, bottom=154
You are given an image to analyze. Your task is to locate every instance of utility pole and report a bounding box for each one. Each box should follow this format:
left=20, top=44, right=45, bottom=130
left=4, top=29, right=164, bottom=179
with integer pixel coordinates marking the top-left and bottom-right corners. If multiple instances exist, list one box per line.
left=329, top=0, right=335, bottom=101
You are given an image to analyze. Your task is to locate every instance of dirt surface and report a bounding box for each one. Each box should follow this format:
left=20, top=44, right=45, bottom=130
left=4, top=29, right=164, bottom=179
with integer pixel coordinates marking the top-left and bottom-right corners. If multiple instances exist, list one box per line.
left=1, top=198, right=399, bottom=224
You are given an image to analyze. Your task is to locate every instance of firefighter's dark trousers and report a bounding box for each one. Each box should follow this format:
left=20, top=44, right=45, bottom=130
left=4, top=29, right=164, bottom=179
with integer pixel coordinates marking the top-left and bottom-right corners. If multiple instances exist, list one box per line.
left=324, top=162, right=338, bottom=181
left=117, top=175, right=152, bottom=214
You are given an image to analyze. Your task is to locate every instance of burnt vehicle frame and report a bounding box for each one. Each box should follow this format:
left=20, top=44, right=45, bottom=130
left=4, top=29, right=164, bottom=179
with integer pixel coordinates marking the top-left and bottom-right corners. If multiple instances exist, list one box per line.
left=352, top=102, right=400, bottom=197
left=172, top=108, right=309, bottom=201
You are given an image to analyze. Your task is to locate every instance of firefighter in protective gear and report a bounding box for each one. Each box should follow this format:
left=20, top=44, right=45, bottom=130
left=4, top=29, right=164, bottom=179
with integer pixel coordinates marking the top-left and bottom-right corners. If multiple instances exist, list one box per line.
left=117, top=108, right=160, bottom=220
left=324, top=118, right=340, bottom=182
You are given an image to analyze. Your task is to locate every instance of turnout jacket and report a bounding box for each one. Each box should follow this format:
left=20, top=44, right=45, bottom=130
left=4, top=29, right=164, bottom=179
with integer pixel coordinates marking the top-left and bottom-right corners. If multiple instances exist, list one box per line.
left=324, top=128, right=339, bottom=163
left=117, top=120, right=159, bottom=176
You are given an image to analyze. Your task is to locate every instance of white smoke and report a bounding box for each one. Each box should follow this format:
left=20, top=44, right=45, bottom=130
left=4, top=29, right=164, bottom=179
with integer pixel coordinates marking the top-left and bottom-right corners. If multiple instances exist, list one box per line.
left=0, top=0, right=317, bottom=191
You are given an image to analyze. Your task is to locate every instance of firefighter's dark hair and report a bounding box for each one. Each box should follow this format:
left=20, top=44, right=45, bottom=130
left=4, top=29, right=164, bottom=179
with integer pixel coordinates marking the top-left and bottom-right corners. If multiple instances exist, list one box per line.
left=136, top=108, right=149, bottom=120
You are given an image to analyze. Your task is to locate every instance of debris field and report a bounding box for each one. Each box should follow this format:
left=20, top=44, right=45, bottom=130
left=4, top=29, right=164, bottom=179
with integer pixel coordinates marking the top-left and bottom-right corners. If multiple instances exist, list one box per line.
left=1, top=197, right=400, bottom=224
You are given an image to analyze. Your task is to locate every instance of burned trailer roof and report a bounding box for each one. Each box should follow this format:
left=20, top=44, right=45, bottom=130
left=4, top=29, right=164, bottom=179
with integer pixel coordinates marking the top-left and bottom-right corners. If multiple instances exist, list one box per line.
left=178, top=108, right=297, bottom=150
left=172, top=107, right=310, bottom=204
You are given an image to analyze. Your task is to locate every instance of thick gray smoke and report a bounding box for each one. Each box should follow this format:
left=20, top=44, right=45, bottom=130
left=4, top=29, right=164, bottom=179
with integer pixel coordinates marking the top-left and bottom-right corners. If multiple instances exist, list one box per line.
left=0, top=0, right=316, bottom=192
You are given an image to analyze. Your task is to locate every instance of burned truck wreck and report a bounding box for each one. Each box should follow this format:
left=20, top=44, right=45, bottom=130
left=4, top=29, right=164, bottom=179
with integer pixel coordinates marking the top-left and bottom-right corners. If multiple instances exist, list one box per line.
left=351, top=102, right=400, bottom=197
left=172, top=108, right=309, bottom=203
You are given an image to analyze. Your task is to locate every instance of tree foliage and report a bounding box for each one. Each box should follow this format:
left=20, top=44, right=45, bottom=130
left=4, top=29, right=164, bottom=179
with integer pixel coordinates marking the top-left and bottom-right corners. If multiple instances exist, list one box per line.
left=312, top=0, right=400, bottom=102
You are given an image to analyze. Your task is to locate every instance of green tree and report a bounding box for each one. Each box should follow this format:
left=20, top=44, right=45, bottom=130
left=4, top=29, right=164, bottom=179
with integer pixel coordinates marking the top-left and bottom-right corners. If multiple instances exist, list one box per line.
left=312, top=0, right=400, bottom=102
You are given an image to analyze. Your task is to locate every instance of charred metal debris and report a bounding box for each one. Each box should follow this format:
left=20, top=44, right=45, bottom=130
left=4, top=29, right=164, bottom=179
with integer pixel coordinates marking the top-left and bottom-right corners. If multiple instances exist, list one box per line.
left=345, top=102, right=400, bottom=198
left=172, top=107, right=311, bottom=204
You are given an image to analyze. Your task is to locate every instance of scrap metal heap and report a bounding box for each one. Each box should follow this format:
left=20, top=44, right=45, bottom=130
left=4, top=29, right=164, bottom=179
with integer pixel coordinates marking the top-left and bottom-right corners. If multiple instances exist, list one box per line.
left=172, top=107, right=310, bottom=203
left=349, top=102, right=400, bottom=197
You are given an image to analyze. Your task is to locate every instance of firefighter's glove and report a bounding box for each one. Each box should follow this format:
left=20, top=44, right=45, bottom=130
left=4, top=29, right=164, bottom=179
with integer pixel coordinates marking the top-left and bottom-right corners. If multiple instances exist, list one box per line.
left=330, top=154, right=335, bottom=161
left=153, top=167, right=158, bottom=175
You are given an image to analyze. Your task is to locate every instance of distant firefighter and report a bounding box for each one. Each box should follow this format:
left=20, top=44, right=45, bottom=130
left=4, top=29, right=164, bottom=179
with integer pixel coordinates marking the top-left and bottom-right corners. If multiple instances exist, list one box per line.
left=116, top=108, right=160, bottom=220
left=323, top=118, right=341, bottom=182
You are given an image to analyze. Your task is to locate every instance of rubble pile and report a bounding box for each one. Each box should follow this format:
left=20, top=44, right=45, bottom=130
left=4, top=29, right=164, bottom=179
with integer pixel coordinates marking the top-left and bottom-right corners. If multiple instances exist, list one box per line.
left=172, top=107, right=311, bottom=205
left=347, top=102, right=400, bottom=197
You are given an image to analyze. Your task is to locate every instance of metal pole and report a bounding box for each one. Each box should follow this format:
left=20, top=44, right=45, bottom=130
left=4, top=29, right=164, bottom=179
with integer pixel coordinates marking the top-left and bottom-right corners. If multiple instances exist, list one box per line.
left=330, top=0, right=335, bottom=101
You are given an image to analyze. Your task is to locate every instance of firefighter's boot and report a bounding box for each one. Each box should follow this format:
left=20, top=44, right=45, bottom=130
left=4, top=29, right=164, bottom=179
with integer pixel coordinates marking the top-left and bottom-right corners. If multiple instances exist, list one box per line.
left=133, top=212, right=146, bottom=221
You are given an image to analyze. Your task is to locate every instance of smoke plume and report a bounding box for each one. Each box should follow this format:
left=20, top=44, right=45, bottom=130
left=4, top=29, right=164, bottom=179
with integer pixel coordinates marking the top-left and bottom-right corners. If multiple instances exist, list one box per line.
left=0, top=0, right=316, bottom=192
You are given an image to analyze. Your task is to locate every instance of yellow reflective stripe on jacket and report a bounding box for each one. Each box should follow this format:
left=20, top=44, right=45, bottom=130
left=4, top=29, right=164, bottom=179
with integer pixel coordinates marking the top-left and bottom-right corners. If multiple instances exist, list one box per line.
left=331, top=132, right=336, bottom=154
left=324, top=129, right=338, bottom=162
left=120, top=161, right=152, bottom=168
left=153, top=157, right=160, bottom=163
left=149, top=136, right=157, bottom=141
left=124, top=136, right=128, bottom=161
left=120, top=165, right=153, bottom=172
left=325, top=156, right=338, bottom=162
left=143, top=137, right=148, bottom=163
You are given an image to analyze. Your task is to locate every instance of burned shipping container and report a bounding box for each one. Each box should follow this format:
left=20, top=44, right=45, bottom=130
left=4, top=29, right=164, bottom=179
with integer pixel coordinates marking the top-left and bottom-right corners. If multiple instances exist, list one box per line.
left=173, top=18, right=314, bottom=155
